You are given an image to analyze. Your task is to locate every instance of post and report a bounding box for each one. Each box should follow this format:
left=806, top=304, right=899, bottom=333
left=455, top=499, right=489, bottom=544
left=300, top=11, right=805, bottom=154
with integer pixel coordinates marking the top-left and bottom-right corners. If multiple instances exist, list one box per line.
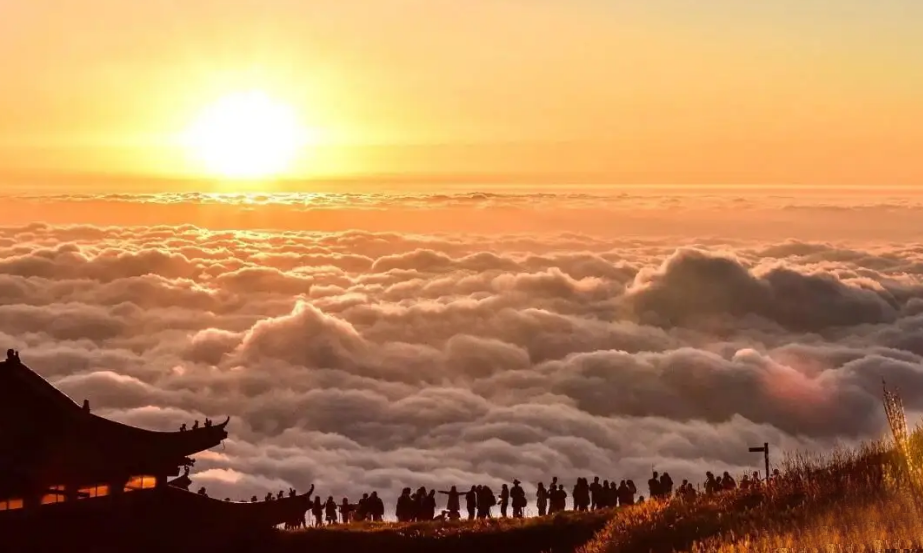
left=748, top=443, right=771, bottom=482
left=764, top=442, right=770, bottom=481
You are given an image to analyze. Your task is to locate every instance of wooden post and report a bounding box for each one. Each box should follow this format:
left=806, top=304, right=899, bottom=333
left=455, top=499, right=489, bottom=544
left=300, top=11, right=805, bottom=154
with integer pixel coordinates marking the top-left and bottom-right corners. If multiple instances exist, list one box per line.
left=764, top=442, right=770, bottom=480
left=749, top=443, right=771, bottom=482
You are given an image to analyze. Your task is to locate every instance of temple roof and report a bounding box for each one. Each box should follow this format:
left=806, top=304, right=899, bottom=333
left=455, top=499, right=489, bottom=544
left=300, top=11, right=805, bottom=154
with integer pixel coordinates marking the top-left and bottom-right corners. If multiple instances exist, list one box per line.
left=0, top=356, right=228, bottom=481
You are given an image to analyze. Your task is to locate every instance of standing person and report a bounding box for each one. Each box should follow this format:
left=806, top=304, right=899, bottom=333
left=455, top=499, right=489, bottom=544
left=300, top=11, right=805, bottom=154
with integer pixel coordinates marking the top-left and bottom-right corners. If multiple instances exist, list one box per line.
left=510, top=480, right=526, bottom=518
left=648, top=471, right=662, bottom=500
left=465, top=486, right=478, bottom=520
left=424, top=490, right=437, bottom=520
left=439, top=486, right=463, bottom=520
left=324, top=496, right=338, bottom=525
left=660, top=472, right=674, bottom=498
left=396, top=488, right=413, bottom=522
left=550, top=484, right=567, bottom=513
left=499, top=484, right=510, bottom=517
left=311, top=496, right=323, bottom=526
left=536, top=482, right=548, bottom=516
left=339, top=498, right=354, bottom=524
left=477, top=485, right=496, bottom=519
left=590, top=477, right=602, bottom=509
left=369, top=491, right=384, bottom=522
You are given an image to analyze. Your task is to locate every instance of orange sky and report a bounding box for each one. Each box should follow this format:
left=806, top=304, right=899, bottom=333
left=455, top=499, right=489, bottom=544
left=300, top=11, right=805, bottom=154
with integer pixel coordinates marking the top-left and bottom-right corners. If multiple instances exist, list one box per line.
left=1, top=0, right=921, bottom=188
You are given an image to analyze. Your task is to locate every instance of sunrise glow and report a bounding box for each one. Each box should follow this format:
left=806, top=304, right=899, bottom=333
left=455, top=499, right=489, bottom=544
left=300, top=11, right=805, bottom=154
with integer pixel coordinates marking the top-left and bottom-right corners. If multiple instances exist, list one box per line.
left=181, top=91, right=311, bottom=180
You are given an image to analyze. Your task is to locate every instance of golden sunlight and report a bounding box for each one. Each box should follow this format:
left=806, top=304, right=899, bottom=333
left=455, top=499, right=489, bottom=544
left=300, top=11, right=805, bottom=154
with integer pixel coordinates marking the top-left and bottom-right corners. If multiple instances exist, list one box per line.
left=181, top=91, right=311, bottom=180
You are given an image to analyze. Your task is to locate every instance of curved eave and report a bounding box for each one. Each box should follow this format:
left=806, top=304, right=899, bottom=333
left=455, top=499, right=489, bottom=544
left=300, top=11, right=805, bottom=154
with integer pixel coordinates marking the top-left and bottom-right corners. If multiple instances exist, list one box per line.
left=81, top=415, right=230, bottom=458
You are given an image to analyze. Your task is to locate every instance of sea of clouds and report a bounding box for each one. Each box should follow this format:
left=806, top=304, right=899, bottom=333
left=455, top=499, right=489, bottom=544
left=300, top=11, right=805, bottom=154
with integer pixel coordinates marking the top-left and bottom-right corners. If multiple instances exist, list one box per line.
left=2, top=190, right=923, bottom=511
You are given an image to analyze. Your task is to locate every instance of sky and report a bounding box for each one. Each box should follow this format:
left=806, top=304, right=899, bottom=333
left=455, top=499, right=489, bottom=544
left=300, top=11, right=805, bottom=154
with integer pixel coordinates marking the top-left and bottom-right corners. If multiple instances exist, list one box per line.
left=1, top=0, right=922, bottom=188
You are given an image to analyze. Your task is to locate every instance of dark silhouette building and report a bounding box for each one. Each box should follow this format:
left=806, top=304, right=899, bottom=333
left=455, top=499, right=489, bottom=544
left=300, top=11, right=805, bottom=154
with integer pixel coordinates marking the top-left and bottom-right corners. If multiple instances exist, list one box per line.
left=0, top=352, right=311, bottom=552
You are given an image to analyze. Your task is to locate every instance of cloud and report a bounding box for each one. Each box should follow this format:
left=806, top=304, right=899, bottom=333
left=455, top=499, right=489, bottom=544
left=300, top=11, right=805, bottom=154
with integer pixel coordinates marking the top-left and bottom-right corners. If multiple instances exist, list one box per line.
left=2, top=194, right=923, bottom=511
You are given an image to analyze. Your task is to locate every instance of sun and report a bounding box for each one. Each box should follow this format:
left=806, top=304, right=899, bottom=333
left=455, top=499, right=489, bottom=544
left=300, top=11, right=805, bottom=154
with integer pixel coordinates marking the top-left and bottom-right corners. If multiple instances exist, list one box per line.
left=182, top=91, right=310, bottom=180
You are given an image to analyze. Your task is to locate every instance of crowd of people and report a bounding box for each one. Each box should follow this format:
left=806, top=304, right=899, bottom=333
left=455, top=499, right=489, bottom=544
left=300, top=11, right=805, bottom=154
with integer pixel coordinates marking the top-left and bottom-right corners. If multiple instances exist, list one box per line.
left=206, top=467, right=782, bottom=528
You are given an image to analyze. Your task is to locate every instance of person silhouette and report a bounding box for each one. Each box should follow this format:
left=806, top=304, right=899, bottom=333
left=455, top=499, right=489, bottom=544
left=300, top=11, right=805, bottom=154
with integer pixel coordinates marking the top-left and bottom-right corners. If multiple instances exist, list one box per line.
left=439, top=486, right=463, bottom=520
left=465, top=486, right=477, bottom=520
left=536, top=482, right=548, bottom=516
left=510, top=479, right=526, bottom=518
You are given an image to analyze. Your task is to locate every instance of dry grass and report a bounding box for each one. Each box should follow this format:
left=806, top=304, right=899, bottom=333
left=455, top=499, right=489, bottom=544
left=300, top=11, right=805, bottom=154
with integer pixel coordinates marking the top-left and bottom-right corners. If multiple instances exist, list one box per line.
left=693, top=488, right=923, bottom=551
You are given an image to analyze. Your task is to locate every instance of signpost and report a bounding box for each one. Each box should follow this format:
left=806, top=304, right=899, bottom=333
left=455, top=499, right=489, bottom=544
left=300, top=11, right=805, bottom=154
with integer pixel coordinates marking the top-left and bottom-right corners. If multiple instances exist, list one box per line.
left=749, top=442, right=770, bottom=482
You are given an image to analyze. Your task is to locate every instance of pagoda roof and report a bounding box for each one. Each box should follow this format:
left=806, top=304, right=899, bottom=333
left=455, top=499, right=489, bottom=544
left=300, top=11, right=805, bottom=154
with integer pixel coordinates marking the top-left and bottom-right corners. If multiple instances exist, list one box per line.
left=0, top=355, right=228, bottom=482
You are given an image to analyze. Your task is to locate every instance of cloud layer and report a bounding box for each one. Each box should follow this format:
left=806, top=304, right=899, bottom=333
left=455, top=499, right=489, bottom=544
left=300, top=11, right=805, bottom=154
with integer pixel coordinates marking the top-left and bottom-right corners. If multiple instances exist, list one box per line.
left=3, top=193, right=923, bottom=511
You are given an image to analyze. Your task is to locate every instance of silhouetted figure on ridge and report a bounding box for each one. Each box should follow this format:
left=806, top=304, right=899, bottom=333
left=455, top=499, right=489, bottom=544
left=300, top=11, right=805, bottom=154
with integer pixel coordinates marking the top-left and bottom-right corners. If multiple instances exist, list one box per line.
left=590, top=476, right=601, bottom=509
left=179, top=423, right=187, bottom=432
left=82, top=399, right=90, bottom=413
left=424, top=489, right=437, bottom=520
left=659, top=472, right=674, bottom=498
left=465, top=486, right=477, bottom=520
left=6, top=349, right=20, bottom=364
left=648, top=471, right=662, bottom=499
left=354, top=493, right=369, bottom=522
left=499, top=484, right=509, bottom=517
left=476, top=485, right=496, bottom=518
left=704, top=471, right=719, bottom=494
left=721, top=471, right=737, bottom=491
left=414, top=486, right=429, bottom=521
left=536, top=482, right=548, bottom=516
left=370, top=491, right=384, bottom=521
left=573, top=478, right=590, bottom=511
left=324, top=496, right=338, bottom=524
left=511, top=479, right=526, bottom=518
left=311, top=497, right=323, bottom=526
left=619, top=479, right=637, bottom=506
left=549, top=484, right=567, bottom=513
left=339, top=498, right=354, bottom=524
left=396, top=487, right=414, bottom=522
left=740, top=473, right=752, bottom=490
left=192, top=420, right=199, bottom=430
left=597, top=481, right=609, bottom=508
left=439, top=486, right=463, bottom=520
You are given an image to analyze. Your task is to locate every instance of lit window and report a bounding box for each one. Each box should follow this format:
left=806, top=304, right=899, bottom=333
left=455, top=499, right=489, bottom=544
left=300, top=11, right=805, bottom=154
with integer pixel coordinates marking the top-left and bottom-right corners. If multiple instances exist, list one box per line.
left=41, top=486, right=67, bottom=505
left=124, top=476, right=157, bottom=492
left=0, top=498, right=24, bottom=511
left=78, top=485, right=109, bottom=499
